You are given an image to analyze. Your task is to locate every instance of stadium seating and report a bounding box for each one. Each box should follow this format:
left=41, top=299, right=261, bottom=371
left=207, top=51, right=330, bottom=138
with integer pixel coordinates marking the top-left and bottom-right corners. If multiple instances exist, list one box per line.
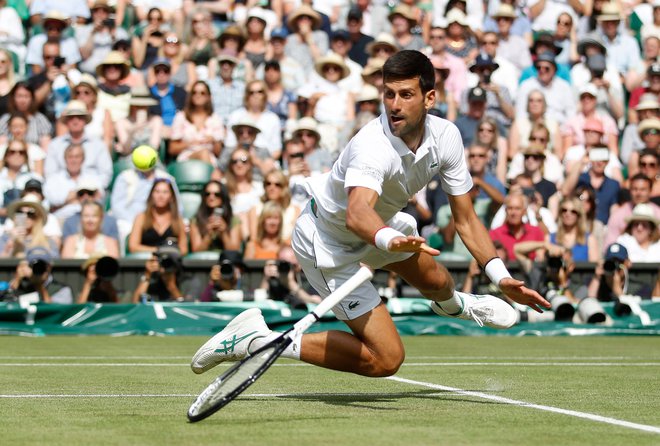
left=167, top=160, right=213, bottom=192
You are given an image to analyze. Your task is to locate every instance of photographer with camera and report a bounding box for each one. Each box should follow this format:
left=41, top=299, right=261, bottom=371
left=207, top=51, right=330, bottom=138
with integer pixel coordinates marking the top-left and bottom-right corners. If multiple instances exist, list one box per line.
left=76, top=0, right=129, bottom=75
left=78, top=254, right=121, bottom=303
left=199, top=250, right=247, bottom=302
left=464, top=54, right=514, bottom=131
left=7, top=247, right=73, bottom=304
left=131, top=241, right=201, bottom=303
left=259, top=246, right=321, bottom=309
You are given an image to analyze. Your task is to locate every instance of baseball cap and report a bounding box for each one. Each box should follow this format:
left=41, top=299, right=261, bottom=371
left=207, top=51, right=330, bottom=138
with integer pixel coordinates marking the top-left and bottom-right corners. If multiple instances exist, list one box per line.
left=604, top=243, right=628, bottom=262
left=270, top=27, right=288, bottom=40
left=347, top=6, right=363, bottom=21
left=151, top=58, right=171, bottom=69
left=578, top=83, right=598, bottom=98
left=468, top=87, right=487, bottom=102
left=26, top=246, right=53, bottom=265
left=331, top=29, right=350, bottom=41
left=24, top=179, right=43, bottom=193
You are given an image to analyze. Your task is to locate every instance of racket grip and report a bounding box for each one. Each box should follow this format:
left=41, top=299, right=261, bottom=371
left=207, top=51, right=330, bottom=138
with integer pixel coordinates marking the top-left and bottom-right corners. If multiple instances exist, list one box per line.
left=292, top=266, right=373, bottom=335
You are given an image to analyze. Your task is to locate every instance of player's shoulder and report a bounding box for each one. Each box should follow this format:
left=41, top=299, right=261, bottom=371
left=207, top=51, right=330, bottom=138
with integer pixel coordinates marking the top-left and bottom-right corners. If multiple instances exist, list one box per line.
left=426, top=114, right=461, bottom=139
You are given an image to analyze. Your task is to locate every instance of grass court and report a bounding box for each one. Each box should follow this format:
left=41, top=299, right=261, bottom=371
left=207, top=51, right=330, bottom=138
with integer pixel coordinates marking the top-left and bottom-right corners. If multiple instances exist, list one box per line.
left=1, top=336, right=659, bottom=446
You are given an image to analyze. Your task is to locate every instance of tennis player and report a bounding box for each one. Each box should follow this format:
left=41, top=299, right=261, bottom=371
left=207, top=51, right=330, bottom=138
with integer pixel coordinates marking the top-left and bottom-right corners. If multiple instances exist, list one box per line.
left=192, top=50, right=550, bottom=377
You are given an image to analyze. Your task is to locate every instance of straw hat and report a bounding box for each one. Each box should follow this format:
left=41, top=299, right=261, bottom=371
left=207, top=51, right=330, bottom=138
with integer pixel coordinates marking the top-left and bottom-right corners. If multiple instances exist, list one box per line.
left=292, top=117, right=321, bottom=140
left=635, top=93, right=660, bottom=111
left=7, top=193, right=47, bottom=222
left=388, top=4, right=417, bottom=24
left=61, top=100, right=92, bottom=123
left=95, top=51, right=130, bottom=80
left=314, top=53, right=350, bottom=80
left=43, top=10, right=68, bottom=27
left=231, top=117, right=261, bottom=135
left=356, top=84, right=380, bottom=103
left=491, top=4, right=517, bottom=19
left=625, top=203, right=660, bottom=226
left=521, top=143, right=546, bottom=157
left=577, top=33, right=607, bottom=56
left=129, top=85, right=158, bottom=107
left=218, top=25, right=246, bottom=48
left=217, top=53, right=239, bottom=65
left=287, top=5, right=322, bottom=32
left=638, top=118, right=660, bottom=136
left=597, top=2, right=622, bottom=21
left=366, top=33, right=399, bottom=56
left=75, top=73, right=98, bottom=92
left=361, top=57, right=386, bottom=79
left=445, top=8, right=469, bottom=27
left=90, top=0, right=114, bottom=12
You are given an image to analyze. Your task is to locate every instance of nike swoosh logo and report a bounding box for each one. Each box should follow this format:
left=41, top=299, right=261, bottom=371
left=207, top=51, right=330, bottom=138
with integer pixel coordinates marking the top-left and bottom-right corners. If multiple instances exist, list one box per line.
left=214, top=331, right=258, bottom=354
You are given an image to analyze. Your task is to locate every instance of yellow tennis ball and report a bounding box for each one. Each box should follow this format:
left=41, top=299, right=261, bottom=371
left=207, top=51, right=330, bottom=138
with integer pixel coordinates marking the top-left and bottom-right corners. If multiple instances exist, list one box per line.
left=132, top=145, right=158, bottom=171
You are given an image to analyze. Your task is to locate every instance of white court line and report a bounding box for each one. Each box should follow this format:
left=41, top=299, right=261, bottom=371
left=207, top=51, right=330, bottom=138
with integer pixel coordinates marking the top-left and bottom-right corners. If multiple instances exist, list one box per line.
left=0, top=362, right=659, bottom=367
left=387, top=376, right=660, bottom=435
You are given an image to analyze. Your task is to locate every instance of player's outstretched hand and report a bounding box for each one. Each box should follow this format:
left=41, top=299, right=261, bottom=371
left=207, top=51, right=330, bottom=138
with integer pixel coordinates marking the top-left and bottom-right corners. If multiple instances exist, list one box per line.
left=389, top=235, right=440, bottom=256
left=499, top=278, right=551, bottom=313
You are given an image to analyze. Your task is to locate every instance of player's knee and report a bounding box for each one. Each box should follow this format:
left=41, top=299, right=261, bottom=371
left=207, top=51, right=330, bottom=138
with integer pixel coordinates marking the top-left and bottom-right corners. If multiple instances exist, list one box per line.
left=368, top=348, right=405, bottom=377
left=419, top=270, right=454, bottom=298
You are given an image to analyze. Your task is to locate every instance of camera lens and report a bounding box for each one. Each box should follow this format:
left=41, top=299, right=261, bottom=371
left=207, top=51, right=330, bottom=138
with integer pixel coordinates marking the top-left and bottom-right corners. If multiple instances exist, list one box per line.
left=277, top=261, right=291, bottom=275
left=30, top=260, right=48, bottom=276
left=158, top=255, right=177, bottom=272
left=219, top=261, right=235, bottom=280
left=603, top=260, right=617, bottom=273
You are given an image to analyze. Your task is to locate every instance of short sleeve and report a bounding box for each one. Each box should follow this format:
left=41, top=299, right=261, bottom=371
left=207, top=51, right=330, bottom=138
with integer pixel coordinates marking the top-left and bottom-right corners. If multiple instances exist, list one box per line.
left=438, top=124, right=473, bottom=196
left=343, top=138, right=392, bottom=195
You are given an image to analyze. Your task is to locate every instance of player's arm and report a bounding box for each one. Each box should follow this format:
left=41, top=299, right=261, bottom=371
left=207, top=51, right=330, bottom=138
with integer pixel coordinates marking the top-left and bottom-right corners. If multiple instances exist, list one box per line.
left=448, top=193, right=550, bottom=312
left=346, top=187, right=439, bottom=255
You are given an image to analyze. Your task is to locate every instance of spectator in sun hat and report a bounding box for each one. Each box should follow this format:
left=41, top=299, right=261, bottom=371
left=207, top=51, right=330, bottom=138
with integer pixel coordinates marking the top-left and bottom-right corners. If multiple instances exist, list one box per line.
left=29, top=1, right=89, bottom=25
left=626, top=29, right=660, bottom=93
left=519, top=32, right=571, bottom=84
left=387, top=4, right=425, bottom=52
left=0, top=139, right=44, bottom=222
left=365, top=32, right=399, bottom=62
left=432, top=0, right=485, bottom=34
left=75, top=0, right=130, bottom=76
left=621, top=94, right=660, bottom=165
left=328, top=29, right=363, bottom=95
left=96, top=50, right=132, bottom=121
left=1, top=193, right=60, bottom=259
left=25, top=11, right=82, bottom=72
left=614, top=203, right=660, bottom=263
left=284, top=5, right=329, bottom=77
left=492, top=4, right=532, bottom=72
left=442, top=8, right=478, bottom=65
left=218, top=116, right=275, bottom=180
left=483, top=0, right=532, bottom=43
left=627, top=118, right=660, bottom=178
left=290, top=117, right=333, bottom=176
left=45, top=100, right=112, bottom=189
left=360, top=57, right=386, bottom=94
left=517, top=51, right=576, bottom=125
left=596, top=2, right=642, bottom=77
left=628, top=63, right=660, bottom=119
left=64, top=73, right=114, bottom=148
left=114, top=85, right=163, bottom=157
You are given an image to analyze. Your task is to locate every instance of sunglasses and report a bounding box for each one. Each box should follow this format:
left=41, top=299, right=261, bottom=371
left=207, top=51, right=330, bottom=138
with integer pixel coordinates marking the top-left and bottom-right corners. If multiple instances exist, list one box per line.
left=248, top=89, right=265, bottom=95
left=165, top=36, right=179, bottom=44
left=642, top=129, right=659, bottom=136
left=230, top=156, right=249, bottom=165
left=237, top=128, right=256, bottom=135
left=265, top=181, right=283, bottom=188
left=631, top=221, right=652, bottom=228
left=192, top=89, right=208, bottom=96
left=478, top=127, right=494, bottom=133
left=529, top=136, right=547, bottom=143
left=322, top=65, right=342, bottom=73
left=557, top=19, right=572, bottom=26
left=7, top=149, right=26, bottom=155
left=17, top=209, right=37, bottom=218
left=154, top=67, right=170, bottom=74
left=561, top=208, right=579, bottom=215
left=640, top=161, right=658, bottom=168
left=536, top=65, right=553, bottom=73
left=468, top=153, right=487, bottom=158
left=482, top=40, right=498, bottom=45
left=289, top=152, right=305, bottom=159
left=77, top=189, right=96, bottom=197
left=430, top=34, right=445, bottom=40
left=203, top=191, right=222, bottom=198
left=298, top=130, right=317, bottom=138
left=75, top=89, right=94, bottom=96
left=524, top=154, right=545, bottom=160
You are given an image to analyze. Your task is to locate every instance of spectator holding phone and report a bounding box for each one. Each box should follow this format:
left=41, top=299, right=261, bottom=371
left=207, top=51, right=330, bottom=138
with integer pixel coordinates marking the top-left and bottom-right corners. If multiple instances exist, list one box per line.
left=189, top=180, right=242, bottom=253
left=25, top=11, right=81, bottom=75
left=0, top=194, right=59, bottom=258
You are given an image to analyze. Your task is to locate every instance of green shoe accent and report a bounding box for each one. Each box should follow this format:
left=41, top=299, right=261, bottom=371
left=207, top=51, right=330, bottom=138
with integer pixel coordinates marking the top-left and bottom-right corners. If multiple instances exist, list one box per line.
left=214, top=331, right=258, bottom=354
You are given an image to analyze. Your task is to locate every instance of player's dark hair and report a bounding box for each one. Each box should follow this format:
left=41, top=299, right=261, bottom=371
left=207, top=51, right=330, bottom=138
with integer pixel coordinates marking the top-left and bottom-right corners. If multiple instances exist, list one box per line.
left=382, top=50, right=435, bottom=94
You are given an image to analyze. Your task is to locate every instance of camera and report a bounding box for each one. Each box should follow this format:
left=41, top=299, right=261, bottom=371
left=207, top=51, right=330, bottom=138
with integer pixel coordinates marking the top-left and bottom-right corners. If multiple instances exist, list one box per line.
left=482, top=71, right=491, bottom=85
left=277, top=260, right=291, bottom=276
left=213, top=207, right=224, bottom=218
left=30, top=259, right=49, bottom=276
left=102, top=18, right=115, bottom=29
left=522, top=187, right=536, bottom=201
left=547, top=256, right=564, bottom=272
left=95, top=256, right=120, bottom=281
left=155, top=241, right=181, bottom=273
left=219, top=260, right=235, bottom=281
left=53, top=56, right=66, bottom=68
left=603, top=259, right=620, bottom=275
left=545, top=288, right=575, bottom=321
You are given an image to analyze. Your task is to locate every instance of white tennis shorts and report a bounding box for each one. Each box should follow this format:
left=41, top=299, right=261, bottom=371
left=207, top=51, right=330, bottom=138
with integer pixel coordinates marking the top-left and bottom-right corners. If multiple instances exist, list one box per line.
left=291, top=203, right=417, bottom=320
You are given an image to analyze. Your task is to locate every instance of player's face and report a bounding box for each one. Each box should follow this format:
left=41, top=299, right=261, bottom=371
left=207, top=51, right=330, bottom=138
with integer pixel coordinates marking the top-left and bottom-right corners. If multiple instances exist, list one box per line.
left=383, top=77, right=435, bottom=148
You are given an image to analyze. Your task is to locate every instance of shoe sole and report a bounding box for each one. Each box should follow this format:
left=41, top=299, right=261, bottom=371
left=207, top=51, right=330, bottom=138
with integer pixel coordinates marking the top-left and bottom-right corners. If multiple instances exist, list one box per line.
left=190, top=308, right=264, bottom=374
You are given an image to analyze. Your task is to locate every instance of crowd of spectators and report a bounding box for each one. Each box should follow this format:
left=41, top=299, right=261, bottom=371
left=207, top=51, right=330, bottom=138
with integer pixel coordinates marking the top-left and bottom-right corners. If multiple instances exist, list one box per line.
left=0, top=0, right=658, bottom=307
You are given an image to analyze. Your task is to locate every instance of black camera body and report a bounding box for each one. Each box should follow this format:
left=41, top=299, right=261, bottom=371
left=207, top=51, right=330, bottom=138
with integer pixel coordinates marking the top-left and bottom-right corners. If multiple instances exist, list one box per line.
left=30, top=259, right=49, bottom=276
left=53, top=56, right=66, bottom=68
left=603, top=259, right=620, bottom=274
left=219, top=260, right=235, bottom=281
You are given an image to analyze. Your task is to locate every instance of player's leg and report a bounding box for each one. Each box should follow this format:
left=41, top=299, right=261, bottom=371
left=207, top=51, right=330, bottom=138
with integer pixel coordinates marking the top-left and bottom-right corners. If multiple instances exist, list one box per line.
left=298, top=302, right=405, bottom=377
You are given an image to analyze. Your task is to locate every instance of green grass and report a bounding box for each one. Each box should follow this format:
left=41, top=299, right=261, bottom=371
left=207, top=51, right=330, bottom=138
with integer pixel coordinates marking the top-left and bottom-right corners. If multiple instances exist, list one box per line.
left=0, top=337, right=659, bottom=446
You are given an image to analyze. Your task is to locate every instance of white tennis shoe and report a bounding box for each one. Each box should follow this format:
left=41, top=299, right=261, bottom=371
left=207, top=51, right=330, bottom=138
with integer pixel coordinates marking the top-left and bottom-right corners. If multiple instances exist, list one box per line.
left=191, top=308, right=271, bottom=374
left=431, top=292, right=517, bottom=329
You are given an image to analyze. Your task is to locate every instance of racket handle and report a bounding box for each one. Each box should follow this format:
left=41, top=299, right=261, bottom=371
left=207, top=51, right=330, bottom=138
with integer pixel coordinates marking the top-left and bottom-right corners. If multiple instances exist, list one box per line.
left=291, top=266, right=373, bottom=335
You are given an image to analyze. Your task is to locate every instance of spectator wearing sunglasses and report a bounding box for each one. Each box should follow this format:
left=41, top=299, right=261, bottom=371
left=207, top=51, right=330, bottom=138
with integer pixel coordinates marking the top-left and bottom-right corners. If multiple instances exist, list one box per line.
left=627, top=119, right=660, bottom=180
left=146, top=32, right=197, bottom=92
left=189, top=180, right=242, bottom=254
left=217, top=117, right=275, bottom=181
left=0, top=139, right=43, bottom=222
left=25, top=11, right=81, bottom=75
left=95, top=51, right=132, bottom=122
left=0, top=194, right=60, bottom=258
left=149, top=58, right=187, bottom=131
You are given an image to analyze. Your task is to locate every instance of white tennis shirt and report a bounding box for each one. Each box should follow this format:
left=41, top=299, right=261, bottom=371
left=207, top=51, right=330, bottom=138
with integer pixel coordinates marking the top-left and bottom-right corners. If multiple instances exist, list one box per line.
left=305, top=113, right=473, bottom=247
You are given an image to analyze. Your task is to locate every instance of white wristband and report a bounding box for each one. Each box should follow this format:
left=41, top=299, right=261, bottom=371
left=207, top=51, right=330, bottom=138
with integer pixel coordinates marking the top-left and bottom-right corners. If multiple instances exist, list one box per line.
left=484, top=258, right=512, bottom=288
left=374, top=227, right=405, bottom=251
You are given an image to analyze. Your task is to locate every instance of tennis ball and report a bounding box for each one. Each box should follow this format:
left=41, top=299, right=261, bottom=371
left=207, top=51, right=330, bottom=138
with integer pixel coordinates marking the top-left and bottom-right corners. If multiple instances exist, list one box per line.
left=132, top=145, right=158, bottom=171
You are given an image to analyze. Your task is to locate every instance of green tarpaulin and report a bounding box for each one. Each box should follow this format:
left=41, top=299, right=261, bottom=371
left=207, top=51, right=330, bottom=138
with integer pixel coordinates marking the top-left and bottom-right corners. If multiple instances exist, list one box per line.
left=1, top=299, right=659, bottom=336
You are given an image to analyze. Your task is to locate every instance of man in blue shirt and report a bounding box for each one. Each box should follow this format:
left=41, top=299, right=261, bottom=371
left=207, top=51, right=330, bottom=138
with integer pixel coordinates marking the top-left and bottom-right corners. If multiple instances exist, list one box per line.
left=149, top=59, right=186, bottom=129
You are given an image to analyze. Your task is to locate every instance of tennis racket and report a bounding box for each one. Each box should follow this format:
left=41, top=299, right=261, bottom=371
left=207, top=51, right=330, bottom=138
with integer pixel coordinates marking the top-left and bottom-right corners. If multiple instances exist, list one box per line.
left=187, top=266, right=374, bottom=422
